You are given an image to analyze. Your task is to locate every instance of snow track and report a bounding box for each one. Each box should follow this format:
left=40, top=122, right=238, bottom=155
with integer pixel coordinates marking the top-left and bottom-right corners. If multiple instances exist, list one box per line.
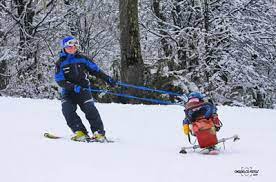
left=1, top=97, right=274, bottom=182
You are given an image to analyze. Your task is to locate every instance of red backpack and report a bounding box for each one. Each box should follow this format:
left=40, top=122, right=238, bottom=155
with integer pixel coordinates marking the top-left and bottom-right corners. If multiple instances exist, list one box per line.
left=192, top=118, right=218, bottom=148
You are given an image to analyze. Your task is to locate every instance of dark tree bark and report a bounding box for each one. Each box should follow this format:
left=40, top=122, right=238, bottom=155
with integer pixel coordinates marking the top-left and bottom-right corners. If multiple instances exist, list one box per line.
left=119, top=0, right=144, bottom=86
left=0, top=0, right=8, bottom=90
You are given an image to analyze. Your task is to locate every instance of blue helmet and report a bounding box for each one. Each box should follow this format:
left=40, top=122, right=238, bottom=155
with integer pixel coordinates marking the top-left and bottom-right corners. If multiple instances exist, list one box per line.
left=60, top=36, right=79, bottom=49
left=188, top=91, right=205, bottom=100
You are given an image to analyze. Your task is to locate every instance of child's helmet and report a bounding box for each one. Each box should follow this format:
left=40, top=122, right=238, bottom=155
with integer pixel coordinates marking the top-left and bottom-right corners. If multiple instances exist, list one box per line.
left=188, top=91, right=205, bottom=100
left=61, top=36, right=79, bottom=49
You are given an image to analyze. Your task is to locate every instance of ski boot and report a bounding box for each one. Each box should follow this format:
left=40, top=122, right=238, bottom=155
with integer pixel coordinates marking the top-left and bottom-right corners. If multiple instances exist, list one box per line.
left=71, top=131, right=90, bottom=142
left=91, top=131, right=106, bottom=143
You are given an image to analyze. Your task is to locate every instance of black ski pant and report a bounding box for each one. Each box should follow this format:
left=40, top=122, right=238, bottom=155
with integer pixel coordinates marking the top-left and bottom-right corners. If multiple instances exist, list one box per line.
left=61, top=91, right=105, bottom=135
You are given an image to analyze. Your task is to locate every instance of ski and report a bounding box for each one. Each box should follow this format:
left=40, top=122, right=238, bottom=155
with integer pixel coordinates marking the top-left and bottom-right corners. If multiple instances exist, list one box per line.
left=199, top=147, right=220, bottom=155
left=43, top=132, right=115, bottom=143
left=44, top=132, right=62, bottom=139
left=179, top=134, right=240, bottom=154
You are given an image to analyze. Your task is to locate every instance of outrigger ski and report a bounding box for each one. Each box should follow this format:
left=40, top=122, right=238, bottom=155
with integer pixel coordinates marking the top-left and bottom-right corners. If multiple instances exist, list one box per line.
left=44, top=132, right=115, bottom=143
left=179, top=134, right=240, bottom=154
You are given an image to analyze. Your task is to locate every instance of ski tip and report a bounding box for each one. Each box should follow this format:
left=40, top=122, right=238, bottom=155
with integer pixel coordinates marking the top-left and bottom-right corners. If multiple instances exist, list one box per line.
left=44, top=132, right=50, bottom=137
left=43, top=132, right=61, bottom=139
left=179, top=148, right=187, bottom=154
left=233, top=134, right=240, bottom=142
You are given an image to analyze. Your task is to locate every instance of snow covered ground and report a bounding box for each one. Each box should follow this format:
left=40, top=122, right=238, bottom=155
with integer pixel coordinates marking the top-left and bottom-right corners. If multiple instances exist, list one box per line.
left=1, top=97, right=275, bottom=182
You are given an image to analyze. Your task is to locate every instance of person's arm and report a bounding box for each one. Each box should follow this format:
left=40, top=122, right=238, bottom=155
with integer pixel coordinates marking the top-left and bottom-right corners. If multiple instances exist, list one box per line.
left=54, top=61, right=75, bottom=91
left=201, top=102, right=215, bottom=119
left=182, top=108, right=192, bottom=135
left=82, top=55, right=117, bottom=86
left=183, top=117, right=190, bottom=125
left=183, top=117, right=190, bottom=135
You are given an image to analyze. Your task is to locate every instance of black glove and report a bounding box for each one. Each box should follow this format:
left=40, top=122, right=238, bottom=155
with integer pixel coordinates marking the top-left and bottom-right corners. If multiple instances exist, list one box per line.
left=215, top=126, right=221, bottom=132
left=96, top=70, right=117, bottom=87
left=106, top=77, right=117, bottom=87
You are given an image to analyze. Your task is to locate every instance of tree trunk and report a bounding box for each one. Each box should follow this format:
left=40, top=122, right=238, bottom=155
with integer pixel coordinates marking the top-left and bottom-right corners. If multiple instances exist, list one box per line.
left=0, top=1, right=8, bottom=90
left=14, top=0, right=35, bottom=60
left=0, top=26, right=7, bottom=90
left=119, top=0, right=144, bottom=86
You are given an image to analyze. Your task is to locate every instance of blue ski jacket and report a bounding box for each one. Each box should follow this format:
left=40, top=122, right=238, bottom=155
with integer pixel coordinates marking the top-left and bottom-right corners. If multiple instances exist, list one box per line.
left=183, top=101, right=217, bottom=125
left=55, top=52, right=110, bottom=94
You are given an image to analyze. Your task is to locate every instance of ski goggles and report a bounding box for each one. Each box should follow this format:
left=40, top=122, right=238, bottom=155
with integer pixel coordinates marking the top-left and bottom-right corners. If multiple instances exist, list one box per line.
left=64, top=39, right=79, bottom=48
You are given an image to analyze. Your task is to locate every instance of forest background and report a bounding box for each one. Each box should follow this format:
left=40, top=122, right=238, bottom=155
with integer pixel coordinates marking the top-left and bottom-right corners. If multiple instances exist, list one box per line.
left=0, top=0, right=275, bottom=108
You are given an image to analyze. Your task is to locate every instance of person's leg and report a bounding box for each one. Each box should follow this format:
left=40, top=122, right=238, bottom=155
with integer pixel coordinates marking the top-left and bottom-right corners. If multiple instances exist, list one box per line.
left=77, top=92, right=105, bottom=135
left=61, top=96, right=88, bottom=134
left=79, top=99, right=105, bottom=135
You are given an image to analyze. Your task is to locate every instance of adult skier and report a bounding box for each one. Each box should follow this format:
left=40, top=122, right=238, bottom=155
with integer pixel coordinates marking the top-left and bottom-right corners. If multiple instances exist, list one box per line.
left=55, top=36, right=116, bottom=142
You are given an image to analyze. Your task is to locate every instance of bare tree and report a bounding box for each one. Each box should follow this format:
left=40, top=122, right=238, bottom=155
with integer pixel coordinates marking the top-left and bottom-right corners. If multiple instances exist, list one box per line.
left=0, top=0, right=58, bottom=97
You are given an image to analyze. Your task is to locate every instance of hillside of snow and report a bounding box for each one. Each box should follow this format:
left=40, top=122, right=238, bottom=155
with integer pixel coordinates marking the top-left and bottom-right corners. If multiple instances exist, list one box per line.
left=1, top=97, right=275, bottom=182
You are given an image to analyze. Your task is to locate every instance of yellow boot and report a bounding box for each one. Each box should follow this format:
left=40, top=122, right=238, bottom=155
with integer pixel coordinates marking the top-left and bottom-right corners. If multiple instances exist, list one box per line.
left=71, top=131, right=89, bottom=142
left=91, top=131, right=106, bottom=142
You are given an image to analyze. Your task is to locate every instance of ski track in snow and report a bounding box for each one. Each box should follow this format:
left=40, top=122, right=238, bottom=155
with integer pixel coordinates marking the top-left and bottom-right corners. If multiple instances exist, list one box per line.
left=1, top=97, right=275, bottom=182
